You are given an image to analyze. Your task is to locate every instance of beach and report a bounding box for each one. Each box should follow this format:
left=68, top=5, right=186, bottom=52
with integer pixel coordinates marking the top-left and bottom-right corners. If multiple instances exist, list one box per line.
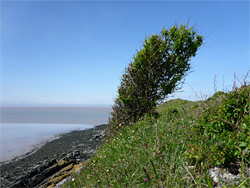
left=0, top=123, right=95, bottom=162
left=0, top=124, right=108, bottom=187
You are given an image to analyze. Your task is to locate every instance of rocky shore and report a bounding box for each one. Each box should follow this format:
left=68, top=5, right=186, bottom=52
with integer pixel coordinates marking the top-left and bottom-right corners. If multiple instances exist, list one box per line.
left=0, top=124, right=108, bottom=188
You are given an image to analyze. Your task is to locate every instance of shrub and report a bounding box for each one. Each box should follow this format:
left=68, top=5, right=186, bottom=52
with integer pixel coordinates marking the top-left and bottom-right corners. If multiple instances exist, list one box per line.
left=108, top=24, right=203, bottom=135
left=163, top=106, right=180, bottom=118
left=188, top=84, right=250, bottom=167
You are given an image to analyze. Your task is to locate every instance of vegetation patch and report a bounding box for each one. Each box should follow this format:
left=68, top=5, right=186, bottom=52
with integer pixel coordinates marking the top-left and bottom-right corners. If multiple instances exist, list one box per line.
left=62, top=23, right=249, bottom=187
left=62, top=83, right=250, bottom=187
left=108, top=24, right=203, bottom=136
left=187, top=84, right=250, bottom=168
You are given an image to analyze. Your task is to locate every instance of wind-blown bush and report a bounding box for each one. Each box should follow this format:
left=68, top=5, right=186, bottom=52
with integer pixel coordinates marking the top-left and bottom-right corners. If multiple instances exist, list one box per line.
left=109, top=25, right=203, bottom=135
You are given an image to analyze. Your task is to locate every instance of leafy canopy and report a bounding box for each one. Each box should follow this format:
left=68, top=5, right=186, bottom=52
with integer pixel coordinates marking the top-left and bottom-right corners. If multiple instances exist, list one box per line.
left=109, top=24, right=203, bottom=134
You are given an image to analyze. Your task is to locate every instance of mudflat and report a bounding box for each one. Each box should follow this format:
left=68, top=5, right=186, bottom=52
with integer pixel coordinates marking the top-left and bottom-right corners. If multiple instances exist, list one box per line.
left=0, top=124, right=108, bottom=187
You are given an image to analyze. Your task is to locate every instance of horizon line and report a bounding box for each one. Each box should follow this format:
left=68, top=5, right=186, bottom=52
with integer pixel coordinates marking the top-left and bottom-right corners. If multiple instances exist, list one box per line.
left=0, top=103, right=112, bottom=107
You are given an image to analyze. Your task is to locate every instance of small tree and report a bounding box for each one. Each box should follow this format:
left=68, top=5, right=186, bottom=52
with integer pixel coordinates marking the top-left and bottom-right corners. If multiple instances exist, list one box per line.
left=109, top=25, right=203, bottom=134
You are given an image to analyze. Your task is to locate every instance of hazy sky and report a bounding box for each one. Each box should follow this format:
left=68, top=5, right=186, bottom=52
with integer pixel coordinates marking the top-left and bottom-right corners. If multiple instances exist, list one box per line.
left=1, top=1, right=249, bottom=106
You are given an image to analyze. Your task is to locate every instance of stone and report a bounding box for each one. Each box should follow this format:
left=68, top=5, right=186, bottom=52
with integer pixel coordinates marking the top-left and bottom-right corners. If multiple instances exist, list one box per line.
left=208, top=167, right=244, bottom=187
left=93, top=130, right=106, bottom=140
left=0, top=124, right=108, bottom=188
left=73, top=150, right=80, bottom=157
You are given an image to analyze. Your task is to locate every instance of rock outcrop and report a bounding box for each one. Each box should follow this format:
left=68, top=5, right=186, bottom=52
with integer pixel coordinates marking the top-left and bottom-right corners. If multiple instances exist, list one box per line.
left=8, top=152, right=81, bottom=188
left=0, top=124, right=107, bottom=188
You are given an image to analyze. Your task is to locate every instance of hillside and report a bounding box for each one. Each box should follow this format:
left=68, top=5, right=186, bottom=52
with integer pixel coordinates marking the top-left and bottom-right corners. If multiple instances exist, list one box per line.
left=62, top=86, right=250, bottom=187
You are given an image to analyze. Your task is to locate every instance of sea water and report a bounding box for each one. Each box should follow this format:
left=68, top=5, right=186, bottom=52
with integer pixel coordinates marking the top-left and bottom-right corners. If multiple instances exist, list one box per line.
left=0, top=107, right=111, bottom=162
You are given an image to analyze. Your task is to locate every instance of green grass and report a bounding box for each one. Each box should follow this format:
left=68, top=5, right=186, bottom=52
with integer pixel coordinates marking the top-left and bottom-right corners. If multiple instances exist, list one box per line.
left=62, top=95, right=249, bottom=187
left=157, top=98, right=200, bottom=117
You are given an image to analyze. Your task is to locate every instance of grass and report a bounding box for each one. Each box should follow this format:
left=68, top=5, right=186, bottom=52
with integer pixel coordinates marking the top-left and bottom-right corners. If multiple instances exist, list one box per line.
left=62, top=95, right=250, bottom=187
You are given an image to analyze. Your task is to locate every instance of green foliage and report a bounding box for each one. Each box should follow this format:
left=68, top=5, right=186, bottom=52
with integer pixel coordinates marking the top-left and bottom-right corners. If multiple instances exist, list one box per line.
left=166, top=106, right=180, bottom=117
left=109, top=25, right=203, bottom=135
left=62, top=84, right=250, bottom=188
left=157, top=98, right=200, bottom=118
left=64, top=115, right=209, bottom=188
left=207, top=91, right=226, bottom=102
left=187, top=84, right=250, bottom=166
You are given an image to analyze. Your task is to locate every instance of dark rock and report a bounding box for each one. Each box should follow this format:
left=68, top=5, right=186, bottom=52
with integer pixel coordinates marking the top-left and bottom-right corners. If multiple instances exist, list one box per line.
left=66, top=153, right=75, bottom=160
left=9, top=179, right=26, bottom=188
left=93, top=130, right=106, bottom=139
left=73, top=150, right=80, bottom=157
left=0, top=124, right=108, bottom=188
left=60, top=153, right=67, bottom=158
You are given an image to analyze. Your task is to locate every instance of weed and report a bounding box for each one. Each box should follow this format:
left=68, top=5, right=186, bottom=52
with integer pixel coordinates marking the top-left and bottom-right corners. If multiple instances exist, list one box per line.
left=62, top=78, right=249, bottom=187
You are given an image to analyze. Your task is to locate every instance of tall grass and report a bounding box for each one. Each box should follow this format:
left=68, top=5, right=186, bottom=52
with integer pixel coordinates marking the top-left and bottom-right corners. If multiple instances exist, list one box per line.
left=62, top=83, right=249, bottom=187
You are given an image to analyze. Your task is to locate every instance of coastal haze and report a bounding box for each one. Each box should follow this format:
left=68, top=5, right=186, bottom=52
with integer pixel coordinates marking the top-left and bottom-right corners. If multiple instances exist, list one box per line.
left=0, top=106, right=111, bottom=162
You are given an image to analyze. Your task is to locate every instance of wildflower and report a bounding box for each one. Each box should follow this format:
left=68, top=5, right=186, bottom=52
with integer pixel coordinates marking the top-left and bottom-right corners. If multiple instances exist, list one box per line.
left=144, top=177, right=148, bottom=182
left=123, top=183, right=126, bottom=186
left=72, top=178, right=75, bottom=181
left=185, top=132, right=189, bottom=134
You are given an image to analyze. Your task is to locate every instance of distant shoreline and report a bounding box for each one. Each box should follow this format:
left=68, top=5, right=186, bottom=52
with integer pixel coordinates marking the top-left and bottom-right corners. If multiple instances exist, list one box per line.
left=0, top=123, right=96, bottom=162
left=1, top=124, right=107, bottom=164
left=0, top=124, right=108, bottom=187
left=0, top=133, right=61, bottom=165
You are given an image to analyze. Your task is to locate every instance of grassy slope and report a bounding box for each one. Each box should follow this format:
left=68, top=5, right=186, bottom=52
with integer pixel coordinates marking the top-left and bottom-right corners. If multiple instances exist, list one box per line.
left=63, top=98, right=249, bottom=187
left=157, top=98, right=200, bottom=116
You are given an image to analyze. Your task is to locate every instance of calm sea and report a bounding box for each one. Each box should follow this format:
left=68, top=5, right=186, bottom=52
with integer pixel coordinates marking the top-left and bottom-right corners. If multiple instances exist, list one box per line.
left=0, top=107, right=111, bottom=162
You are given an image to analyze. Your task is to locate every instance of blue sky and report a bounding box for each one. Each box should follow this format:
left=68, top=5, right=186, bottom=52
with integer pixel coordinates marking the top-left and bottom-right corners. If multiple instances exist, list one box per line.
left=1, top=1, right=249, bottom=106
